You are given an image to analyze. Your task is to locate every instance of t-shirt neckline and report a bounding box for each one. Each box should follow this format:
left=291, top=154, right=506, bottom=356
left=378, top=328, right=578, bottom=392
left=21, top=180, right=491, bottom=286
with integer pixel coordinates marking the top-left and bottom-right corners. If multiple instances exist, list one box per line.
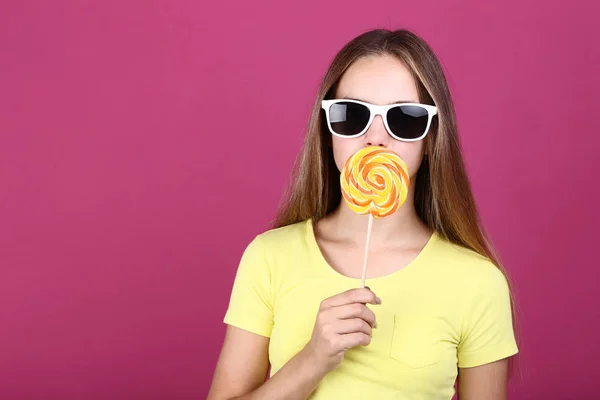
left=304, top=218, right=438, bottom=283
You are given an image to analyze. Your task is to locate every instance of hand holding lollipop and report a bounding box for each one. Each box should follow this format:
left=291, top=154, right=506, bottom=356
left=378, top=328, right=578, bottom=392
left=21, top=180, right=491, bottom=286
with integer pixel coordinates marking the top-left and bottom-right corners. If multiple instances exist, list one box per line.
left=340, top=146, right=410, bottom=287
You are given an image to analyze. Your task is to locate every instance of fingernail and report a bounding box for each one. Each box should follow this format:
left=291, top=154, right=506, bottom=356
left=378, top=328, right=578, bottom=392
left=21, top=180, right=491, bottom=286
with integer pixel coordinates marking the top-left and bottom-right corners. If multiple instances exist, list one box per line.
left=373, top=321, right=378, bottom=329
left=376, top=297, right=382, bottom=304
left=365, top=286, right=371, bottom=290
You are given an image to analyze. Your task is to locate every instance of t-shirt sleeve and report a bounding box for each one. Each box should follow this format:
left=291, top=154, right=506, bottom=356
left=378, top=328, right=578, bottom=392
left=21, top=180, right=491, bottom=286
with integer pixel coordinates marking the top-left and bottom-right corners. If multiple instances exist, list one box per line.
left=223, top=235, right=274, bottom=338
left=457, top=263, right=519, bottom=368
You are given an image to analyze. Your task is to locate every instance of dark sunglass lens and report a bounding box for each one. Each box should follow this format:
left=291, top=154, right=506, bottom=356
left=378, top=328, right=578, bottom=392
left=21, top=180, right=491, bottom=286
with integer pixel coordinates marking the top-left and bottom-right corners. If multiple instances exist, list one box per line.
left=328, top=102, right=370, bottom=136
left=387, top=105, right=429, bottom=139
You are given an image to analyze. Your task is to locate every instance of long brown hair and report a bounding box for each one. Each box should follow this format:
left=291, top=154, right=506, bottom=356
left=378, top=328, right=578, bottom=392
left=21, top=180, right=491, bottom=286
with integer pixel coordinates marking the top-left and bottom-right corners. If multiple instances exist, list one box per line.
left=272, top=28, right=519, bottom=372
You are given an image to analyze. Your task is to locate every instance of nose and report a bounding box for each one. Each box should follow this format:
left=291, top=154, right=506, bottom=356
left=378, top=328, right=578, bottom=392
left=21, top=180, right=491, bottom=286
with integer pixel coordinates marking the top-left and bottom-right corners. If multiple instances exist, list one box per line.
left=364, top=114, right=389, bottom=147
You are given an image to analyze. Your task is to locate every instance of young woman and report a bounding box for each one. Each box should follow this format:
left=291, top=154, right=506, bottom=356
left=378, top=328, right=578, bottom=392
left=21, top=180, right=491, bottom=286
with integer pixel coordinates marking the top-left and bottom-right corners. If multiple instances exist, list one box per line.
left=208, top=29, right=519, bottom=400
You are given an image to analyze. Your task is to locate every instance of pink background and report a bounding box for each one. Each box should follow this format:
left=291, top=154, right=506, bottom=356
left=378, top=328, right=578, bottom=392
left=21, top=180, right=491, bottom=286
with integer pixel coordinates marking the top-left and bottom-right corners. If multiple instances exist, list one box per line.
left=1, top=0, right=599, bottom=398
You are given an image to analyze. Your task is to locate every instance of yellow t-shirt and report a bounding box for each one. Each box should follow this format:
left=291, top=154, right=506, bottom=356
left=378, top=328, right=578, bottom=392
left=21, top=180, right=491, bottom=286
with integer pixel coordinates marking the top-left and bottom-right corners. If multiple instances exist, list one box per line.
left=223, top=219, right=518, bottom=399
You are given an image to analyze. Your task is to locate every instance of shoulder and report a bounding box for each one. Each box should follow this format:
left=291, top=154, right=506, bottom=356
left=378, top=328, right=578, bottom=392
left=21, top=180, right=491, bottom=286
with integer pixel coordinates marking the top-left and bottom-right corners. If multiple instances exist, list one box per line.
left=257, top=219, right=310, bottom=244
left=254, top=220, right=311, bottom=250
left=244, top=219, right=312, bottom=258
left=430, top=233, right=510, bottom=292
left=236, top=219, right=312, bottom=281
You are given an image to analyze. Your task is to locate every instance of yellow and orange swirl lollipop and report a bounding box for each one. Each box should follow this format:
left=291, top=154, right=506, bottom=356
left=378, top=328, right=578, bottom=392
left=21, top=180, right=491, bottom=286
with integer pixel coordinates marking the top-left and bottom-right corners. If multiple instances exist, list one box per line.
left=340, top=146, right=410, bottom=218
left=340, top=146, right=410, bottom=287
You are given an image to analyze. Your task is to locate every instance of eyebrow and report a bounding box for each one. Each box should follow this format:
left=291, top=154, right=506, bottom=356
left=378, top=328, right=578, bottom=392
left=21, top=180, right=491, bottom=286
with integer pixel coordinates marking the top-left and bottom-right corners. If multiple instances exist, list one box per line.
left=341, top=96, right=419, bottom=104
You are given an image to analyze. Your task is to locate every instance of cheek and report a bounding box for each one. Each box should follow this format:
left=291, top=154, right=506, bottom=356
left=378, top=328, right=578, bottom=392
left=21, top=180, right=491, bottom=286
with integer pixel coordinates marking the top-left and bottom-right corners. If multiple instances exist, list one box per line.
left=389, top=142, right=425, bottom=179
left=408, top=152, right=425, bottom=180
left=331, top=136, right=362, bottom=172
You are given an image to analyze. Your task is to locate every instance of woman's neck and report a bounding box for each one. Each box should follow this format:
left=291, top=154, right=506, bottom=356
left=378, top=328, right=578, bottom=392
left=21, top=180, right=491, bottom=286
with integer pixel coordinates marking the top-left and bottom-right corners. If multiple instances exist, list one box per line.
left=322, top=189, right=432, bottom=248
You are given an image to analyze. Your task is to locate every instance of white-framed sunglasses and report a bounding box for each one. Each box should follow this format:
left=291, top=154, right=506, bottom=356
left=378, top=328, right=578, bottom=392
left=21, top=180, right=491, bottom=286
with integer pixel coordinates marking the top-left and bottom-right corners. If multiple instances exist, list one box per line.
left=321, top=99, right=438, bottom=142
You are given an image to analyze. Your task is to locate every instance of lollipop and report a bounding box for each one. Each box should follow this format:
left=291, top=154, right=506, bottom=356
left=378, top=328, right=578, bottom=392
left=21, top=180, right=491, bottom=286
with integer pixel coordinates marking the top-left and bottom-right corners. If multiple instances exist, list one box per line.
left=340, top=146, right=410, bottom=287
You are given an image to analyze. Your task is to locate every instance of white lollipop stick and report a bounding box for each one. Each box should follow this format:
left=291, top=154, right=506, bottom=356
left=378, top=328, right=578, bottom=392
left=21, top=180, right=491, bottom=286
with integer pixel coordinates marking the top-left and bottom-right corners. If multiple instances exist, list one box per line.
left=360, top=213, right=374, bottom=288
